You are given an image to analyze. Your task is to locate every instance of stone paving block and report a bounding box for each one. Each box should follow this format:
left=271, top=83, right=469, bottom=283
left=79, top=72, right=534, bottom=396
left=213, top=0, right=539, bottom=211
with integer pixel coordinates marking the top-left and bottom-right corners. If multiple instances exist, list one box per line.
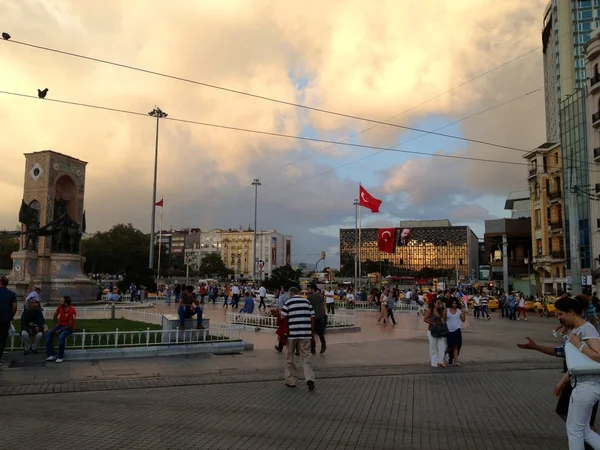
left=0, top=369, right=570, bottom=449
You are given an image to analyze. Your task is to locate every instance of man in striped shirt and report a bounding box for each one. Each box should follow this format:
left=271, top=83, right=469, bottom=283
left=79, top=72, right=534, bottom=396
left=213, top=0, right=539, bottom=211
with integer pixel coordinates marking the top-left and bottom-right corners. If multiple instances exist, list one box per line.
left=281, top=286, right=316, bottom=391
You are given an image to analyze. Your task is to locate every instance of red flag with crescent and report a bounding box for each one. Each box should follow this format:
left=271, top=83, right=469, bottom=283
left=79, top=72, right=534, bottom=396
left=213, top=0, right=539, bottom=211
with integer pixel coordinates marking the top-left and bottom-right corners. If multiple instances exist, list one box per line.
left=378, top=228, right=396, bottom=253
left=359, top=184, right=382, bottom=213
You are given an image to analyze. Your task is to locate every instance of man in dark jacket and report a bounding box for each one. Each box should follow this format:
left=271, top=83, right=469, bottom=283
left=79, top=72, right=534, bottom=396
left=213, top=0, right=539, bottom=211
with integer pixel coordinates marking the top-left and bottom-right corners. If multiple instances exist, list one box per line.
left=308, top=284, right=326, bottom=355
left=0, top=277, right=17, bottom=365
left=21, top=298, right=45, bottom=354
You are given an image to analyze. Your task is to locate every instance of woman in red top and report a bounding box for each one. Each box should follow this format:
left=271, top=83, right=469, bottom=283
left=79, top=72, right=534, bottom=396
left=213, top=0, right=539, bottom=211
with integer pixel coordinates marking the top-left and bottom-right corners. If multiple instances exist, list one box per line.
left=45, top=296, right=76, bottom=363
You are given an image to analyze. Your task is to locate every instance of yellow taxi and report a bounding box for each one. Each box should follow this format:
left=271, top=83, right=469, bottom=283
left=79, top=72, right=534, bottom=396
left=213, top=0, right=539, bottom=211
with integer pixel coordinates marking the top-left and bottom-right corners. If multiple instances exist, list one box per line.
left=467, top=296, right=498, bottom=311
left=534, top=297, right=557, bottom=315
left=524, top=299, right=536, bottom=311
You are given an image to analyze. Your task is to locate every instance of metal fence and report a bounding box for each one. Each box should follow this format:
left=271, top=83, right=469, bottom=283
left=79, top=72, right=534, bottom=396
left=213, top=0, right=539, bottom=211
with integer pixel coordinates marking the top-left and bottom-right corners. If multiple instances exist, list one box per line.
left=227, top=312, right=356, bottom=328
left=335, top=301, right=420, bottom=311
left=7, top=323, right=244, bottom=351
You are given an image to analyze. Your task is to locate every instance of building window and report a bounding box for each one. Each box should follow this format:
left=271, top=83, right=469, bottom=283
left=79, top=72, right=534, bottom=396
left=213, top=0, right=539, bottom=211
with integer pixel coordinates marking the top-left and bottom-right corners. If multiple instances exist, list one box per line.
left=535, top=209, right=541, bottom=228
left=537, top=239, right=542, bottom=256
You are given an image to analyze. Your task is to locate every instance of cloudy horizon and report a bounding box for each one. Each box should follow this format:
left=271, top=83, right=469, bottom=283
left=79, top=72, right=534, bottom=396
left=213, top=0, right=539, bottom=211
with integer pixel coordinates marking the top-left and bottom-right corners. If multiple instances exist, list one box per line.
left=0, top=0, right=547, bottom=268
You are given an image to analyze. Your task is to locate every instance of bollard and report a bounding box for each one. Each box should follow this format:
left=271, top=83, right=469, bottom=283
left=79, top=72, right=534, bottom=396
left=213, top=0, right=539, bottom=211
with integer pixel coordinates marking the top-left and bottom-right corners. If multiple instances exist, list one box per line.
left=111, top=303, right=116, bottom=320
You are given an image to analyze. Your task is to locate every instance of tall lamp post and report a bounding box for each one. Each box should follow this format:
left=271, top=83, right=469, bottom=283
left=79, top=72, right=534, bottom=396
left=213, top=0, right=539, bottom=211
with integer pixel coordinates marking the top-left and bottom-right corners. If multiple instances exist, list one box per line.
left=252, top=178, right=261, bottom=281
left=148, top=106, right=168, bottom=271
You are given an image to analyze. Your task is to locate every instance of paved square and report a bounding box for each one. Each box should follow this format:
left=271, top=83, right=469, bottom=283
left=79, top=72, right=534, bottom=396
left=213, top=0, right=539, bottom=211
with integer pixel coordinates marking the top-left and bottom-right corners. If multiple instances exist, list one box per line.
left=0, top=368, right=565, bottom=449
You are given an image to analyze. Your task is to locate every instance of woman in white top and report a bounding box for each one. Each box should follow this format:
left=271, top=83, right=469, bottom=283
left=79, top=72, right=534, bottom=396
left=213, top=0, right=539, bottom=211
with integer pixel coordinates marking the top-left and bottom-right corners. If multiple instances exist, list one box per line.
left=377, top=290, right=389, bottom=324
left=443, top=298, right=466, bottom=366
left=517, top=294, right=527, bottom=321
left=553, top=296, right=600, bottom=449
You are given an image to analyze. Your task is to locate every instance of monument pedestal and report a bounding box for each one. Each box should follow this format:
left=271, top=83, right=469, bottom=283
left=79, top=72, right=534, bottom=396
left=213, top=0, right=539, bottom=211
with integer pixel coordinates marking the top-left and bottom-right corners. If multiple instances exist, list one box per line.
left=9, top=250, right=97, bottom=303
left=8, top=250, right=39, bottom=301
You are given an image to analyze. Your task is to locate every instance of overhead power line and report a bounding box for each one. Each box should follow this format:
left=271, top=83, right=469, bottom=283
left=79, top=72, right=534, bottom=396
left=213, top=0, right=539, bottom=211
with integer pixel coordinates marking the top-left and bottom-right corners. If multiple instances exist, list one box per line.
left=0, top=90, right=532, bottom=167
left=260, top=88, right=546, bottom=196
left=3, top=38, right=541, bottom=149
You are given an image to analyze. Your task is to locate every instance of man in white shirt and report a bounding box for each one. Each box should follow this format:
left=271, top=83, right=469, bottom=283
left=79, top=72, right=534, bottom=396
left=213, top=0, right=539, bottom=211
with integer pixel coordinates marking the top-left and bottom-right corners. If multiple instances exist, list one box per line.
left=473, top=294, right=481, bottom=319
left=324, top=288, right=335, bottom=315
left=346, top=291, right=355, bottom=309
left=405, top=289, right=412, bottom=301
left=231, top=285, right=240, bottom=308
left=258, top=285, right=267, bottom=310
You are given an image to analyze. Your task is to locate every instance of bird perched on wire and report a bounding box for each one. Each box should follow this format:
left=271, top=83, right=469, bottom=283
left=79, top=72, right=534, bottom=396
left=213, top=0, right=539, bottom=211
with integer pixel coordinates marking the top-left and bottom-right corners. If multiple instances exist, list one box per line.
left=37, top=88, right=48, bottom=99
left=1, top=32, right=10, bottom=40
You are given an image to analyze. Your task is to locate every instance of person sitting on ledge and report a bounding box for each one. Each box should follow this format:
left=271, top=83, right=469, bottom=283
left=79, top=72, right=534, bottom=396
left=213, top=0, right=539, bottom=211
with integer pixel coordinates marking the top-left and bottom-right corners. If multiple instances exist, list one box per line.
left=21, top=296, right=45, bottom=355
left=240, top=291, right=255, bottom=314
left=46, top=295, right=76, bottom=364
left=178, top=285, right=204, bottom=331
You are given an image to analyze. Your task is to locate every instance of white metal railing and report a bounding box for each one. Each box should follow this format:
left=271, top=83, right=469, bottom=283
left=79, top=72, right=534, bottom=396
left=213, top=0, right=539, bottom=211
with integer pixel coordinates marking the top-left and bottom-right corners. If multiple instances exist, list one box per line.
left=7, top=323, right=243, bottom=351
left=227, top=313, right=278, bottom=328
left=334, top=301, right=420, bottom=311
left=227, top=312, right=356, bottom=328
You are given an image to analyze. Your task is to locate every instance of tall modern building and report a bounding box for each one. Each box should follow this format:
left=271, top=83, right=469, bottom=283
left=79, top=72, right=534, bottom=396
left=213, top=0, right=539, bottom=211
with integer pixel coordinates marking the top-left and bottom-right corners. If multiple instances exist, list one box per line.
left=543, top=1, right=600, bottom=135
left=542, top=0, right=600, bottom=288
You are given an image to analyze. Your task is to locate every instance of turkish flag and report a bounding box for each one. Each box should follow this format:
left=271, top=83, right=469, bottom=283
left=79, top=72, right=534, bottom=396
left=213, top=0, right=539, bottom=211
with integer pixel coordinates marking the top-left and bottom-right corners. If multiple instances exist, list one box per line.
left=378, top=228, right=396, bottom=253
left=359, top=185, right=382, bottom=213
left=155, top=198, right=164, bottom=207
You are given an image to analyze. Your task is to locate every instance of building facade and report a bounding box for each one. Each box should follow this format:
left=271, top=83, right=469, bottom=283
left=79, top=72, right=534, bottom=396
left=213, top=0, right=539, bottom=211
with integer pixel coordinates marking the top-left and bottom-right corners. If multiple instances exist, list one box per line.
left=524, top=143, right=567, bottom=294
left=585, top=30, right=600, bottom=286
left=220, top=229, right=291, bottom=280
left=339, top=221, right=479, bottom=282
left=483, top=218, right=533, bottom=293
left=183, top=229, right=222, bottom=272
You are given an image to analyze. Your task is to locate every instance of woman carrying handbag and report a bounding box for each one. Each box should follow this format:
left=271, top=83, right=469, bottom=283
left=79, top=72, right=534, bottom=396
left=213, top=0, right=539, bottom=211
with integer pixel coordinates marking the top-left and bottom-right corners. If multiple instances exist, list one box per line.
left=424, top=297, right=448, bottom=368
left=554, top=296, right=600, bottom=449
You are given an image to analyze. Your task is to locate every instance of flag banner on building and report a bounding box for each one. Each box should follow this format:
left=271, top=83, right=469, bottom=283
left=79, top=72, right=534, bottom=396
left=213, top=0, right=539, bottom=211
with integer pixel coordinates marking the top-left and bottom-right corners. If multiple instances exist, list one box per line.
left=378, top=228, right=396, bottom=253
left=155, top=198, right=164, bottom=207
left=359, top=184, right=382, bottom=213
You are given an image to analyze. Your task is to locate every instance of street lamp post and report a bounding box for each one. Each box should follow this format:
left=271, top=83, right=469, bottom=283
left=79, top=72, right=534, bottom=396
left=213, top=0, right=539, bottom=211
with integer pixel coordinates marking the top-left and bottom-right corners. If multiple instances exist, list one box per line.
left=148, top=106, right=168, bottom=271
left=252, top=178, right=261, bottom=281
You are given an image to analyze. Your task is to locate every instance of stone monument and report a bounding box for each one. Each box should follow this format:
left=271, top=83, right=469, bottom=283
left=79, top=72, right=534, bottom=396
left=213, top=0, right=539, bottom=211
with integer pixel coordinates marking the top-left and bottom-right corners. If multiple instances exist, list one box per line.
left=9, top=150, right=97, bottom=302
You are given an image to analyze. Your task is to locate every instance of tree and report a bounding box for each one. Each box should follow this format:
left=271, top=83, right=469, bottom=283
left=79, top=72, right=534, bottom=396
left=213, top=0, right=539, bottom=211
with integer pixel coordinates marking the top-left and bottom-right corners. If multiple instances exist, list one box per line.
left=198, top=253, right=232, bottom=279
left=0, top=232, right=19, bottom=269
left=81, top=224, right=163, bottom=292
left=263, top=264, right=300, bottom=291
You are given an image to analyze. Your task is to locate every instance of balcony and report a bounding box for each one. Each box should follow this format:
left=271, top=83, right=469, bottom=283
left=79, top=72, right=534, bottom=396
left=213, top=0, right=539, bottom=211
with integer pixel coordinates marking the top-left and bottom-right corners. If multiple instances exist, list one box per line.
left=528, top=167, right=537, bottom=178
left=551, top=250, right=565, bottom=259
left=595, top=147, right=600, bottom=162
left=549, top=219, right=563, bottom=233
left=593, top=111, right=600, bottom=127
left=592, top=73, right=600, bottom=94
left=548, top=190, right=562, bottom=201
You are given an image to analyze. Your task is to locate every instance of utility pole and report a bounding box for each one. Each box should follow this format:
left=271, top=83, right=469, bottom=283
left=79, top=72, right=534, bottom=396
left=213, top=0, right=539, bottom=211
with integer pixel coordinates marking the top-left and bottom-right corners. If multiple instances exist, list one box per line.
left=524, top=251, right=531, bottom=297
left=252, top=178, right=261, bottom=281
left=568, top=169, right=582, bottom=295
left=148, top=106, right=168, bottom=270
left=502, top=235, right=509, bottom=295
left=354, top=198, right=358, bottom=295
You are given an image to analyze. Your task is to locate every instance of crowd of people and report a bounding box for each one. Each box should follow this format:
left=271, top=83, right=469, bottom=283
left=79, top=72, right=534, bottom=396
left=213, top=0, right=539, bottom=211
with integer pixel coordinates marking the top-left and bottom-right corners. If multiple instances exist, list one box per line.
left=0, top=277, right=77, bottom=364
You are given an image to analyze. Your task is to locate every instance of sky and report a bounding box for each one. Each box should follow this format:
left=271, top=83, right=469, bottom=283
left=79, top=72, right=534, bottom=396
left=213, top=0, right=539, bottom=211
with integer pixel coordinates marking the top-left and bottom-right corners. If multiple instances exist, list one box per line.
left=0, top=0, right=548, bottom=268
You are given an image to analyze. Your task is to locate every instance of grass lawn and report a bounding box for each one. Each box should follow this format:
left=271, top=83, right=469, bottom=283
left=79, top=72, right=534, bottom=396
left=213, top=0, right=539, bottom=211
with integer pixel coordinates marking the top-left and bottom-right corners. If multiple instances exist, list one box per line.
left=12, top=318, right=161, bottom=333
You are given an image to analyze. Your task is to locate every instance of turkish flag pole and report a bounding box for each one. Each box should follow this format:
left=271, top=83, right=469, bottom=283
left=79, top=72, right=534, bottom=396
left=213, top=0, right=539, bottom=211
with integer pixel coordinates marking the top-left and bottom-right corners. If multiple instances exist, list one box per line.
left=156, top=197, right=164, bottom=282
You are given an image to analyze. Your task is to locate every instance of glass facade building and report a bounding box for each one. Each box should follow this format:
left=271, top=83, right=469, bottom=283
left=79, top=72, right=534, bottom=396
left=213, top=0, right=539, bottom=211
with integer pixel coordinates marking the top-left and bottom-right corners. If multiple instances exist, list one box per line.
left=561, top=90, right=591, bottom=270
left=339, top=226, right=479, bottom=281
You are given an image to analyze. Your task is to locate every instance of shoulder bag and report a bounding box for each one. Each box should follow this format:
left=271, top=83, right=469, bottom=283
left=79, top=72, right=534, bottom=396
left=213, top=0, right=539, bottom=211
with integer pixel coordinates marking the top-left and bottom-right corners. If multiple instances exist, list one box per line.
left=565, top=341, right=600, bottom=375
left=430, top=323, right=449, bottom=338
